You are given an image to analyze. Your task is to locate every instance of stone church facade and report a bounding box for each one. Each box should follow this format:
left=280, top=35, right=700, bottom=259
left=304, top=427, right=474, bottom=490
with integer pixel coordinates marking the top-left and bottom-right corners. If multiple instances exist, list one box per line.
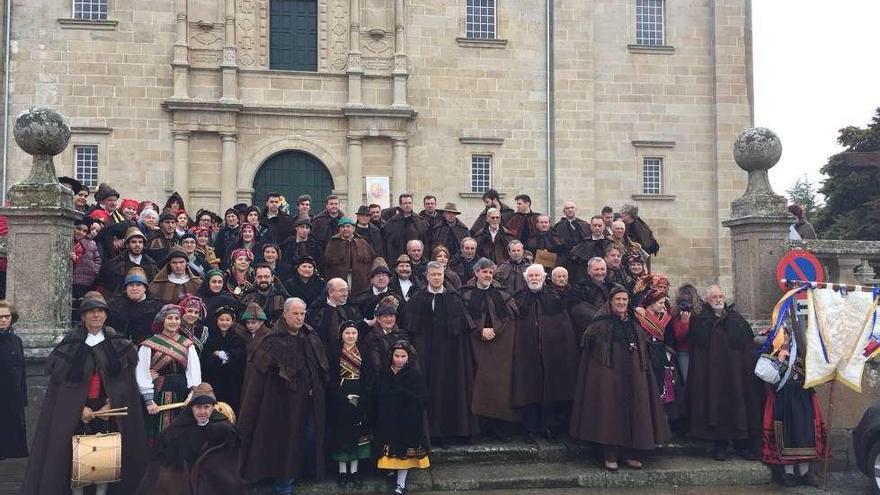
left=1, top=0, right=753, bottom=288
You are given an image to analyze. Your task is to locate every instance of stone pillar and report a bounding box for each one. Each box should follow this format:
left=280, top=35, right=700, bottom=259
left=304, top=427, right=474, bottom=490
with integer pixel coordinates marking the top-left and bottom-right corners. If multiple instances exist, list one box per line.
left=391, top=137, right=407, bottom=198
left=172, top=130, right=191, bottom=206
left=346, top=0, right=364, bottom=107
left=347, top=137, right=363, bottom=211
left=220, top=132, right=238, bottom=209
left=0, top=107, right=79, bottom=356
left=721, top=128, right=790, bottom=322
left=391, top=0, right=408, bottom=109
left=220, top=0, right=239, bottom=102
left=172, top=0, right=189, bottom=99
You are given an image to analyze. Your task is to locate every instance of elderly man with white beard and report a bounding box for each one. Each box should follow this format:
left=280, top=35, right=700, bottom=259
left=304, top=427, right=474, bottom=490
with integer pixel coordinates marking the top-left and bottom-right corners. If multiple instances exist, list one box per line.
left=511, top=264, right=578, bottom=442
left=686, top=285, right=764, bottom=461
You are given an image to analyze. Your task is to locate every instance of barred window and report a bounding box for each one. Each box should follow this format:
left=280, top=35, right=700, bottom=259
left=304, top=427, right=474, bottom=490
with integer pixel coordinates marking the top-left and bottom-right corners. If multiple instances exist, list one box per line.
left=635, top=0, right=664, bottom=46
left=75, top=145, right=99, bottom=188
left=642, top=157, right=662, bottom=195
left=470, top=155, right=492, bottom=193
left=466, top=0, right=496, bottom=39
left=73, top=0, right=108, bottom=21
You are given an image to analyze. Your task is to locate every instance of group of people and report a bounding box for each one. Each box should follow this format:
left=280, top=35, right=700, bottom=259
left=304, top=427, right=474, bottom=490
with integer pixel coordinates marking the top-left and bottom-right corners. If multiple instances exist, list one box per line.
left=0, top=178, right=827, bottom=494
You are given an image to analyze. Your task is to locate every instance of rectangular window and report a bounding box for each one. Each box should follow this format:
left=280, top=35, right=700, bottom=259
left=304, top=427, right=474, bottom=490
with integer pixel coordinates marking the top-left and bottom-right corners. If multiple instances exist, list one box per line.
left=470, top=154, right=492, bottom=193
left=75, top=145, right=99, bottom=188
left=635, top=0, right=664, bottom=46
left=270, top=0, right=318, bottom=71
left=73, top=0, right=108, bottom=20
left=465, top=0, right=496, bottom=39
left=642, top=157, right=662, bottom=195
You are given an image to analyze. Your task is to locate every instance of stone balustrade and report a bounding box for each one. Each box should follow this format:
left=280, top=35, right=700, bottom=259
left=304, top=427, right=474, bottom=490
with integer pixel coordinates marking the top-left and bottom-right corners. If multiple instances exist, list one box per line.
left=790, top=239, right=880, bottom=285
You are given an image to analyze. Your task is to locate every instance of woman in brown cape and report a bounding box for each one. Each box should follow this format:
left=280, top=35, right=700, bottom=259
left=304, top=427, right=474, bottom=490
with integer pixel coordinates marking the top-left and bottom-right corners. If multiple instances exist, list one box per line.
left=569, top=285, right=669, bottom=471
left=22, top=292, right=149, bottom=495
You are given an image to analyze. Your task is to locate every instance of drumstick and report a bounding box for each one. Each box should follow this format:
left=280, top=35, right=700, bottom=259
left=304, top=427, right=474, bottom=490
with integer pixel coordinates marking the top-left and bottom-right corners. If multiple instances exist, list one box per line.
left=98, top=407, right=128, bottom=414
left=154, top=401, right=188, bottom=412
left=93, top=411, right=128, bottom=418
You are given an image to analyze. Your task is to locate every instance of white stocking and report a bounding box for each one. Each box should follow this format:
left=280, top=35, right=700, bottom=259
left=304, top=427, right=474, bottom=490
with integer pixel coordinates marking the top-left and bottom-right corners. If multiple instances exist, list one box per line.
left=783, top=465, right=795, bottom=475
left=797, top=462, right=810, bottom=475
left=396, top=469, right=409, bottom=488
left=350, top=459, right=359, bottom=473
left=338, top=461, right=348, bottom=473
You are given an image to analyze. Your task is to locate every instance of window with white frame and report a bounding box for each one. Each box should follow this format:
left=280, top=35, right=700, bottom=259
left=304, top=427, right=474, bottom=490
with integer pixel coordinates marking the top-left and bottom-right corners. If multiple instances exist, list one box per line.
left=635, top=0, right=664, bottom=46
left=75, top=145, right=99, bottom=188
left=470, top=154, right=492, bottom=193
left=73, top=0, right=108, bottom=21
left=642, top=157, right=662, bottom=195
left=465, top=0, right=496, bottom=39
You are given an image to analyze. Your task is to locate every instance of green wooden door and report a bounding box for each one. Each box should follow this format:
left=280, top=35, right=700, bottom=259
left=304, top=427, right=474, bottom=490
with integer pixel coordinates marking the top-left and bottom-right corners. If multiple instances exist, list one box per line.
left=270, top=0, right=318, bottom=71
left=252, top=151, right=334, bottom=207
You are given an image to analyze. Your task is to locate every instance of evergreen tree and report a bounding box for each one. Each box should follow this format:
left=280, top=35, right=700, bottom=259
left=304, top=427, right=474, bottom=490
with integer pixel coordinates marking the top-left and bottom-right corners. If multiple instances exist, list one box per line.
left=785, top=174, right=819, bottom=219
left=813, top=108, right=880, bottom=240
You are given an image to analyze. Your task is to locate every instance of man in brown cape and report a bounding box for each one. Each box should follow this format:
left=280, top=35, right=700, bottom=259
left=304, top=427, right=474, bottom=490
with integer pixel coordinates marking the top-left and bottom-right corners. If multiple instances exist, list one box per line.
left=459, top=257, right=520, bottom=441
left=404, top=261, right=479, bottom=444
left=322, top=217, right=376, bottom=294
left=686, top=285, right=764, bottom=461
left=512, top=265, right=578, bottom=442
left=237, top=297, right=329, bottom=495
left=22, top=292, right=149, bottom=495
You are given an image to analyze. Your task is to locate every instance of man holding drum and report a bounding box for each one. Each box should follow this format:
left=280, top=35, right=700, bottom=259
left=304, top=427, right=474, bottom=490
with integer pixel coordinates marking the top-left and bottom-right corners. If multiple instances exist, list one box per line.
left=22, top=291, right=149, bottom=495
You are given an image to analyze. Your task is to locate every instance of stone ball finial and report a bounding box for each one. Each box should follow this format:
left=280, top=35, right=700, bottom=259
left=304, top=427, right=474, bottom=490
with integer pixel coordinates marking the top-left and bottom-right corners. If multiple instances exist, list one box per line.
left=13, top=106, right=71, bottom=157
left=733, top=127, right=782, bottom=173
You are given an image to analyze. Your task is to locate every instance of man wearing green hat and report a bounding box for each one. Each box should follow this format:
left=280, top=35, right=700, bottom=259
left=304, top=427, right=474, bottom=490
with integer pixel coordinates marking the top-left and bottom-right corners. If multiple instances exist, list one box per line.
left=107, top=267, right=164, bottom=344
left=322, top=216, right=375, bottom=294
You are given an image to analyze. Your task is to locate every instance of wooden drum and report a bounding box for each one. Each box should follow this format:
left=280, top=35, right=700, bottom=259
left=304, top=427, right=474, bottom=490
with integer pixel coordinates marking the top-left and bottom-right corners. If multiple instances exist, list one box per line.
left=71, top=432, right=122, bottom=488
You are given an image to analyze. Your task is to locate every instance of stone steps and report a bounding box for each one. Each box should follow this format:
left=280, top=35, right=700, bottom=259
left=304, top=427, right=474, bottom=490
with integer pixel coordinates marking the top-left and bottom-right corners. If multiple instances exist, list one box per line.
left=273, top=456, right=771, bottom=495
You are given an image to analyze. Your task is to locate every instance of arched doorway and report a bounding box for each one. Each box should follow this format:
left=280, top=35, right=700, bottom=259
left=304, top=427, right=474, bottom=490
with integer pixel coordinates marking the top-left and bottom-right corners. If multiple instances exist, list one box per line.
left=252, top=150, right=334, bottom=208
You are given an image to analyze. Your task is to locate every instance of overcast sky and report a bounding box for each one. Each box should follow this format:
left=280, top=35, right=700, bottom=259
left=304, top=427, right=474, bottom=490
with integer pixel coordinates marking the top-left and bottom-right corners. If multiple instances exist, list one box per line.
left=752, top=0, right=880, bottom=200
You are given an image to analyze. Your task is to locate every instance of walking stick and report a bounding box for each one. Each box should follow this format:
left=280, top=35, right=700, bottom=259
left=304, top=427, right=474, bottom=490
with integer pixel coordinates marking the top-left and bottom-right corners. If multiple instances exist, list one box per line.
left=822, top=380, right=835, bottom=489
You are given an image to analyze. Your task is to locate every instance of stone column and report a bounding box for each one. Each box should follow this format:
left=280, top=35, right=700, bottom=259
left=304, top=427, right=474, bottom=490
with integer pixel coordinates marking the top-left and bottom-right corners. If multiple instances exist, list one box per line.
left=220, top=0, right=239, bottom=102
left=347, top=137, right=364, bottom=211
left=391, top=137, right=407, bottom=198
left=0, top=107, right=79, bottom=356
left=172, top=0, right=189, bottom=99
left=721, top=128, right=790, bottom=322
left=172, top=130, right=191, bottom=206
left=391, top=0, right=408, bottom=109
left=220, top=132, right=238, bottom=208
left=346, top=0, right=364, bottom=107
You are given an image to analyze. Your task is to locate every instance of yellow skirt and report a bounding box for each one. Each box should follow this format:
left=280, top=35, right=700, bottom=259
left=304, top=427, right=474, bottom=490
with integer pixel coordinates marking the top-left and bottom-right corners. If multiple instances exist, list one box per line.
left=377, top=455, right=430, bottom=470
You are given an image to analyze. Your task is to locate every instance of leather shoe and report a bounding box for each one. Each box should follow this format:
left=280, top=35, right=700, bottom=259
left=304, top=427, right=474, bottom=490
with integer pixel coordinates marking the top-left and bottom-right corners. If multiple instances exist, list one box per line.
left=713, top=448, right=729, bottom=461
left=781, top=473, right=798, bottom=487
left=799, top=472, right=821, bottom=487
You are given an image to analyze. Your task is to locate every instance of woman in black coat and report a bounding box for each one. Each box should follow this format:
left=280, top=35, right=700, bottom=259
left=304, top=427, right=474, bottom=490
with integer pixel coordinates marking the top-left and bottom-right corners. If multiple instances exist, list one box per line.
left=373, top=341, right=430, bottom=495
left=0, top=301, right=27, bottom=460
left=201, top=306, right=247, bottom=413
left=327, top=321, right=375, bottom=487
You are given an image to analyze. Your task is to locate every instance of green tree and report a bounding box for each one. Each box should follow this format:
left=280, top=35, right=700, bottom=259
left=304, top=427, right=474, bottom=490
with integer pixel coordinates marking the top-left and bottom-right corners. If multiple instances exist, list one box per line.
left=812, top=108, right=880, bottom=240
left=785, top=174, right=819, bottom=219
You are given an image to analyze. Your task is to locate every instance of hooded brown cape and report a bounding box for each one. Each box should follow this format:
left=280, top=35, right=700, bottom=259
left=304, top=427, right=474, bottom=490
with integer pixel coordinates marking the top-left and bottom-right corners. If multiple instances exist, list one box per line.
left=569, top=304, right=670, bottom=449
left=237, top=320, right=329, bottom=482
left=511, top=288, right=578, bottom=406
left=686, top=303, right=765, bottom=442
left=135, top=409, right=245, bottom=495
left=403, top=287, right=479, bottom=437
left=460, top=281, right=520, bottom=422
left=322, top=233, right=376, bottom=294
left=22, top=325, right=149, bottom=495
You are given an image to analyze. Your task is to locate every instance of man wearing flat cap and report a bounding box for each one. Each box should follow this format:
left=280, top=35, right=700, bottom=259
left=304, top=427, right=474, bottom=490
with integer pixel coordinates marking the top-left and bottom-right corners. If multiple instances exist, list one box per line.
left=23, top=291, right=149, bottom=495
left=355, top=205, right=385, bottom=259
left=149, top=248, right=204, bottom=304
left=351, top=260, right=405, bottom=322
left=431, top=202, right=469, bottom=256
left=323, top=217, right=375, bottom=294
left=97, top=227, right=160, bottom=296
left=107, top=267, right=164, bottom=344
left=147, top=212, right=181, bottom=266
left=279, top=217, right=324, bottom=271
left=135, top=382, right=245, bottom=495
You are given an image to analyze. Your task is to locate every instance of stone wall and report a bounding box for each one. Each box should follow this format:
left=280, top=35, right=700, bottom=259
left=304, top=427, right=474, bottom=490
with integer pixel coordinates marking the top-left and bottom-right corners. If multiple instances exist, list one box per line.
left=3, top=0, right=755, bottom=291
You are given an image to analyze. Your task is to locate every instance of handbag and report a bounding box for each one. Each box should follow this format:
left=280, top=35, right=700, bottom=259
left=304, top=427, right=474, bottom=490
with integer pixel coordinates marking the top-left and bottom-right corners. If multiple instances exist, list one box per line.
left=754, top=352, right=787, bottom=384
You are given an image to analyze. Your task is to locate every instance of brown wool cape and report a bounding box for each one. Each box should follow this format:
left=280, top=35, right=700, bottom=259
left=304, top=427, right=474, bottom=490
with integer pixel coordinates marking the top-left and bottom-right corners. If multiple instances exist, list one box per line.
left=21, top=326, right=149, bottom=495
left=569, top=304, right=670, bottom=449
left=460, top=281, right=521, bottom=422
left=511, top=288, right=578, bottom=407
left=403, top=286, right=480, bottom=437
left=686, top=303, right=765, bottom=442
left=237, top=320, right=329, bottom=482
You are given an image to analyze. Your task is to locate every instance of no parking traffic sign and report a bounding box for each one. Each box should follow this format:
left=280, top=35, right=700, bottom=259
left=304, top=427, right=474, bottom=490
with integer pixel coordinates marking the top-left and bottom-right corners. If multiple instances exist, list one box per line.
left=776, top=249, right=825, bottom=297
